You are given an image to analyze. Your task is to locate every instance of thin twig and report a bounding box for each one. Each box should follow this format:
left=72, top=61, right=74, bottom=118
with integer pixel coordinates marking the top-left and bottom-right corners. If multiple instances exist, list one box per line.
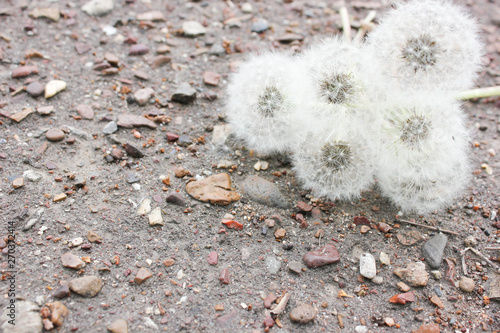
left=397, top=219, right=460, bottom=236
left=467, top=247, right=500, bottom=273
left=353, top=10, right=376, bottom=43
left=485, top=247, right=500, bottom=251
left=456, top=86, right=500, bottom=100
left=460, top=249, right=469, bottom=276
left=339, top=7, right=351, bottom=41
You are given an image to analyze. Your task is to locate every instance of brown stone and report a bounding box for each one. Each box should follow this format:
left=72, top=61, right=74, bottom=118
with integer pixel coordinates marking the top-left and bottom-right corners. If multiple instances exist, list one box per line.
left=394, top=262, right=429, bottom=287
left=150, top=55, right=171, bottom=68
left=68, top=276, right=103, bottom=297
left=46, top=128, right=65, bottom=142
left=104, top=52, right=120, bottom=66
left=61, top=252, right=85, bottom=269
left=207, top=251, right=218, bottom=265
left=37, top=105, right=54, bottom=115
left=186, top=173, right=240, bottom=205
left=219, top=268, right=230, bottom=284
left=11, top=65, right=39, bottom=78
left=76, top=104, right=94, bottom=120
left=53, top=284, right=70, bottom=299
left=87, top=230, right=103, bottom=243
left=110, top=148, right=125, bottom=160
left=296, top=201, right=312, bottom=212
left=303, top=243, right=340, bottom=268
left=203, top=71, right=221, bottom=86
left=107, top=319, right=128, bottom=333
left=11, top=108, right=34, bottom=122
left=389, top=291, right=415, bottom=305
left=458, top=277, right=475, bottom=292
left=413, top=324, right=440, bottom=333
left=117, top=114, right=157, bottom=129
left=264, top=293, right=277, bottom=308
left=429, top=294, right=444, bottom=308
left=12, top=177, right=24, bottom=189
left=163, top=258, right=175, bottom=267
left=129, top=44, right=149, bottom=55
left=134, top=267, right=152, bottom=284
left=289, top=304, right=317, bottom=324
left=174, top=166, right=190, bottom=178
left=53, top=193, right=67, bottom=202
left=47, top=301, right=68, bottom=327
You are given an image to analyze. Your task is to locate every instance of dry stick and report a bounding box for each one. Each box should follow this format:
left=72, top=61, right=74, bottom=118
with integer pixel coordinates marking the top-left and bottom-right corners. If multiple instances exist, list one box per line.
left=339, top=7, right=351, bottom=41
left=456, top=85, right=500, bottom=100
left=353, top=10, right=377, bottom=43
left=485, top=247, right=500, bottom=251
left=467, top=247, right=500, bottom=273
left=460, top=249, right=469, bottom=275
left=397, top=219, right=460, bottom=236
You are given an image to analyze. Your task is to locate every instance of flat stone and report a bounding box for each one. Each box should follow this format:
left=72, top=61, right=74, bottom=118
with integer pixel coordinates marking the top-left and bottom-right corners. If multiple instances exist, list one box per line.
left=209, top=43, right=226, bottom=56
left=87, top=230, right=103, bottom=243
left=288, top=260, right=302, bottom=274
left=12, top=65, right=39, bottom=78
left=219, top=268, right=230, bottom=284
left=117, top=114, right=157, bottom=128
left=0, top=301, right=42, bottom=333
left=53, top=193, right=67, bottom=202
left=204, top=71, right=221, bottom=86
left=211, top=124, right=232, bottom=145
left=23, top=170, right=42, bottom=182
left=174, top=166, right=190, bottom=178
left=61, top=252, right=85, bottom=269
left=11, top=108, right=34, bottom=122
left=148, top=207, right=163, bottom=226
left=135, top=267, right=152, bottom=284
left=397, top=282, right=411, bottom=292
left=149, top=55, right=171, bottom=68
left=103, top=121, right=118, bottom=135
left=137, top=198, right=151, bottom=215
left=278, top=33, right=304, bottom=43
left=166, top=193, right=186, bottom=206
left=124, top=143, right=144, bottom=158
left=68, top=276, right=103, bottom=297
left=429, top=294, right=444, bottom=308
left=76, top=104, right=94, bottom=119
left=489, top=272, right=500, bottom=299
left=359, top=253, right=376, bottom=279
left=372, top=276, right=384, bottom=284
left=171, top=82, right=197, bottom=104
left=380, top=252, right=391, bottom=266
left=137, top=10, right=164, bottom=21
left=129, top=44, right=149, bottom=56
left=394, top=262, right=429, bottom=287
left=107, top=319, right=128, bottom=333
left=388, top=291, right=415, bottom=305
left=46, top=128, right=65, bottom=142
left=75, top=43, right=92, bottom=54
left=289, top=304, right=317, bottom=324
left=241, top=175, right=291, bottom=208
left=156, top=45, right=171, bottom=54
left=182, top=21, right=207, bottom=37
left=29, top=7, right=60, bottom=21
left=186, top=173, right=240, bottom=205
left=177, top=134, right=192, bottom=147
left=251, top=19, right=269, bottom=33
left=265, top=256, right=281, bottom=275
left=413, top=324, right=440, bottom=333
left=47, top=301, right=68, bottom=327
left=82, top=0, right=114, bottom=16
left=12, top=177, right=24, bottom=189
left=396, top=230, right=423, bottom=246
left=26, top=81, right=44, bottom=97
left=303, top=243, right=340, bottom=268
left=421, top=233, right=448, bottom=269
left=459, top=277, right=475, bottom=292
left=207, top=251, right=218, bottom=265
left=45, top=80, right=66, bottom=98
left=53, top=284, right=70, bottom=299
left=133, top=88, right=155, bottom=106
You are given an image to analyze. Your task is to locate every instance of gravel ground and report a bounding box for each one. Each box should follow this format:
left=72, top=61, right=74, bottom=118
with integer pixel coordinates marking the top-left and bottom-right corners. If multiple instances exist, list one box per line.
left=0, top=0, right=499, bottom=332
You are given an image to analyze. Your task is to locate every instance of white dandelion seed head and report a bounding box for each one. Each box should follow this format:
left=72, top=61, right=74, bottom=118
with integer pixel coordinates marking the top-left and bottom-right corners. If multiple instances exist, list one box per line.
left=225, top=52, right=307, bottom=154
left=365, top=0, right=483, bottom=91
left=292, top=116, right=376, bottom=201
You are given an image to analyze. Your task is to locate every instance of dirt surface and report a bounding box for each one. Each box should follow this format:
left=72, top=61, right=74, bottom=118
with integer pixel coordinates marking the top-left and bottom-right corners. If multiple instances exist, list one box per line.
left=0, top=0, right=499, bottom=332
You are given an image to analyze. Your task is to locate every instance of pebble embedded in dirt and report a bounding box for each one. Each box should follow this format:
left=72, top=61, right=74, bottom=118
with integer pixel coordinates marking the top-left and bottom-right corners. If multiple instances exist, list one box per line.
left=397, top=282, right=410, bottom=292
left=53, top=284, right=70, bottom=299
left=46, top=128, right=65, bottom=142
left=133, top=88, right=155, bottom=106
left=303, top=243, right=341, bottom=268
left=47, top=301, right=68, bottom=327
left=380, top=252, right=391, bottom=266
left=12, top=177, right=24, bottom=189
left=53, top=193, right=67, bottom=202
left=265, top=256, right=281, bottom=275
left=389, top=291, right=415, bottom=305
left=68, top=276, right=104, bottom=297
left=264, top=293, right=277, bottom=308
left=61, top=252, right=86, bottom=269
left=26, top=81, right=44, bottom=97
left=207, top=251, right=218, bottom=265
left=76, top=104, right=94, bottom=120
left=204, top=71, right=221, bottom=86
left=241, top=175, right=291, bottom=208
left=186, top=173, right=240, bottom=205
left=182, top=21, right=207, bottom=37
left=421, top=233, right=448, bottom=269
left=11, top=107, right=34, bottom=122
left=148, top=207, right=163, bottom=226
left=163, top=258, right=175, bottom=267
left=219, top=268, right=230, bottom=284
left=394, top=262, right=429, bottom=287
left=107, top=319, right=128, bottom=333
left=289, top=303, right=317, bottom=324
left=171, top=82, right=197, bottom=104
left=288, top=260, right=303, bottom=274
left=82, top=0, right=114, bottom=16
left=174, top=166, right=190, bottom=178
left=12, top=65, right=39, bottom=78
left=359, top=253, right=376, bottom=279
left=166, top=193, right=186, bottom=206
left=251, top=19, right=269, bottom=33
left=134, top=267, right=153, bottom=284
left=103, top=121, right=118, bottom=134
left=413, top=324, right=440, bottom=333
left=459, top=277, right=475, bottom=292
left=87, top=230, right=103, bottom=243
left=44, top=80, right=66, bottom=99
left=137, top=198, right=151, bottom=215
left=123, top=143, right=144, bottom=158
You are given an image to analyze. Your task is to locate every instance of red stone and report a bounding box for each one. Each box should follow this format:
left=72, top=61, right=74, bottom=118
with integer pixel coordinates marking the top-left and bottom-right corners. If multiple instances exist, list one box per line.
left=207, top=251, right=218, bottom=265
left=377, top=222, right=393, bottom=233
left=354, top=216, right=371, bottom=226
left=166, top=132, right=179, bottom=142
left=389, top=291, right=415, bottom=305
left=264, top=293, right=277, bottom=308
left=296, top=201, right=312, bottom=212
left=203, top=71, right=221, bottom=86
left=221, top=219, right=243, bottom=230
left=219, top=268, right=230, bottom=284
left=303, top=243, right=340, bottom=268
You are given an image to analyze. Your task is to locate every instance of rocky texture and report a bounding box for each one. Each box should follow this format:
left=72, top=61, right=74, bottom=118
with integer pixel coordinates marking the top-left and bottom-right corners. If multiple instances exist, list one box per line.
left=241, top=175, right=290, bottom=208
left=394, top=262, right=429, bottom=287
left=289, top=304, right=317, bottom=324
left=134, top=268, right=152, bottom=284
left=303, top=243, right=340, bottom=268
left=0, top=301, right=42, bottom=333
left=186, top=173, right=240, bottom=205
left=68, top=276, right=104, bottom=297
left=61, top=252, right=85, bottom=269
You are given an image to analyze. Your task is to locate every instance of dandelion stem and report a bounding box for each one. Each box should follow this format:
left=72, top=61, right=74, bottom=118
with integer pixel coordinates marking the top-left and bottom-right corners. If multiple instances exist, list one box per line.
left=354, top=10, right=376, bottom=43
left=456, top=85, right=500, bottom=100
left=340, top=7, right=351, bottom=41
left=397, top=219, right=459, bottom=236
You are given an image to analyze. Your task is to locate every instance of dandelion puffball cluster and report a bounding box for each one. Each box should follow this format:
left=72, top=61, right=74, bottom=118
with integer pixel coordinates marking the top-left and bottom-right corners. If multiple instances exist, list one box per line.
left=226, top=0, right=483, bottom=214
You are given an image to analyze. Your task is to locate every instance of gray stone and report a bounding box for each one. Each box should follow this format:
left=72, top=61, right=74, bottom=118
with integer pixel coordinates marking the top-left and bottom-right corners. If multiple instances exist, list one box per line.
left=68, top=276, right=104, bottom=297
left=422, top=233, right=448, bottom=269
left=265, top=256, right=281, bottom=275
left=372, top=275, right=384, bottom=285
left=23, top=170, right=42, bottom=182
left=251, top=19, right=269, bottom=33
left=126, top=173, right=140, bottom=184
left=177, top=134, right=192, bottom=147
left=26, top=81, right=44, bottom=97
left=0, top=301, right=42, bottom=333
left=117, top=114, right=157, bottom=129
left=171, top=82, right=197, bottom=104
left=288, top=260, right=302, bottom=274
left=209, top=44, right=226, bottom=56
left=359, top=253, right=376, bottom=279
left=82, top=0, right=114, bottom=16
left=241, top=175, right=291, bottom=208
left=182, top=21, right=207, bottom=37
left=103, top=121, right=118, bottom=135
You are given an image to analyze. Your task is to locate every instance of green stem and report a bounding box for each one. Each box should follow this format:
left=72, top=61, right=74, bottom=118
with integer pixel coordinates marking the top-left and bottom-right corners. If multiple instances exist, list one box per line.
left=456, top=86, right=500, bottom=100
